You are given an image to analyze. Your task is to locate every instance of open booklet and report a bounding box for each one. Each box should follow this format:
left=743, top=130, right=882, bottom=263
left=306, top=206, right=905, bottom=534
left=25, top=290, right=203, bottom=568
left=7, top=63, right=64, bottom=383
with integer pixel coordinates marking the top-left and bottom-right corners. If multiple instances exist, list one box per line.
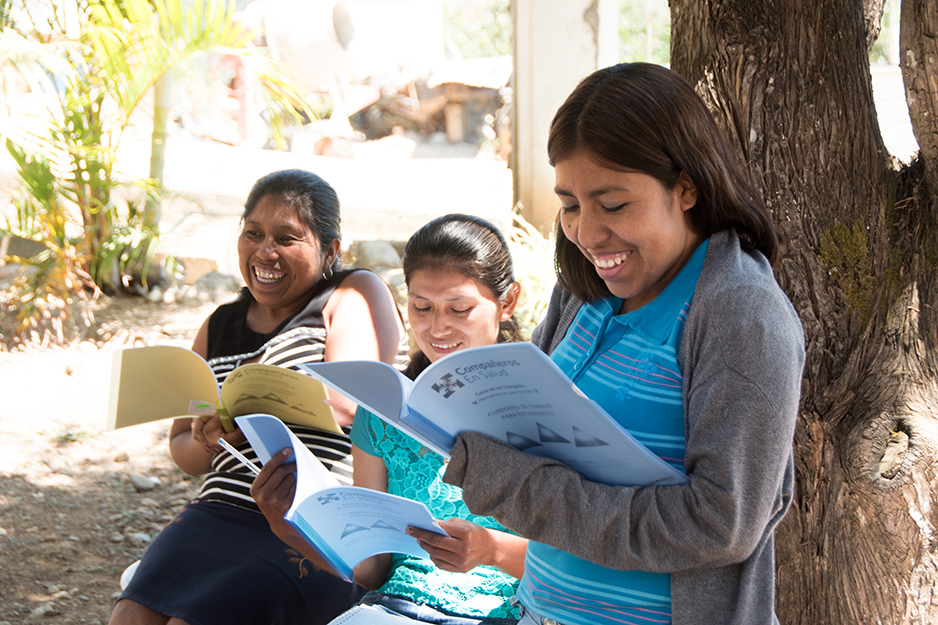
left=326, top=603, right=419, bottom=624
left=107, top=345, right=341, bottom=434
left=236, top=413, right=447, bottom=583
left=300, top=342, right=688, bottom=487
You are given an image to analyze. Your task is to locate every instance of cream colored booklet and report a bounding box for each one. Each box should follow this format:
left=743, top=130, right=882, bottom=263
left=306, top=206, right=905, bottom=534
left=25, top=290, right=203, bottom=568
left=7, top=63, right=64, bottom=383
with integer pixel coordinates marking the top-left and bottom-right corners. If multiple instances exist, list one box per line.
left=107, top=345, right=340, bottom=434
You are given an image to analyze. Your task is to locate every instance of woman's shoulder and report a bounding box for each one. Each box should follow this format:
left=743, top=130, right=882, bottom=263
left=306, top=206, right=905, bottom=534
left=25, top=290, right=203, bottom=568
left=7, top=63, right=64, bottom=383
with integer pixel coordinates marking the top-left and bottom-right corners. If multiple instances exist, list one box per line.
left=688, top=230, right=804, bottom=353
left=531, top=281, right=584, bottom=354
left=698, top=230, right=792, bottom=307
left=326, top=268, right=403, bottom=327
left=334, top=268, right=392, bottom=293
left=203, top=289, right=252, bottom=352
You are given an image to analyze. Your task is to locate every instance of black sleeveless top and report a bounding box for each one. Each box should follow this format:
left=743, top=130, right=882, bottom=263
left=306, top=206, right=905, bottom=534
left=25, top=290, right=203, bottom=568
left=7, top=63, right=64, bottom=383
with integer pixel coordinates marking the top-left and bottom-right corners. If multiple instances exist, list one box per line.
left=196, top=269, right=407, bottom=512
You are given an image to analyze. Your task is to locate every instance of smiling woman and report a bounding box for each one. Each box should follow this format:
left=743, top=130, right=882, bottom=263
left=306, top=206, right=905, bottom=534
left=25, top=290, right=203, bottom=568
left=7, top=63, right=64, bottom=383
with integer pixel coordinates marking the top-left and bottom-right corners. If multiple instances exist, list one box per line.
left=441, top=63, right=805, bottom=625
left=109, top=169, right=409, bottom=625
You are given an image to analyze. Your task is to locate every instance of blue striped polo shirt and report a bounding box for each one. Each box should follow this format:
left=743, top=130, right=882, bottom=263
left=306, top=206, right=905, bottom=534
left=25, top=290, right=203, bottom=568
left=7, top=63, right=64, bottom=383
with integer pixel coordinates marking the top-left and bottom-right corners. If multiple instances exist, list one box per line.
left=517, top=238, right=708, bottom=625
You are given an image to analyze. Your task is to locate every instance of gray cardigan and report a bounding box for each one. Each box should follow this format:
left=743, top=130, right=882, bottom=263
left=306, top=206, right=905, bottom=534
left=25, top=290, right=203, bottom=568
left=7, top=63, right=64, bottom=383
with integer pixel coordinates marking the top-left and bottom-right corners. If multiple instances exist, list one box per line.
left=443, top=230, right=804, bottom=625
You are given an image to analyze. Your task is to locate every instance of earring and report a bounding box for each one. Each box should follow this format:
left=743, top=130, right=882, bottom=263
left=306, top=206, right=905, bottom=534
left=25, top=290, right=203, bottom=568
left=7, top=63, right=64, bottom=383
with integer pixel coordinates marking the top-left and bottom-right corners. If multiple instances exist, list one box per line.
left=322, top=267, right=334, bottom=281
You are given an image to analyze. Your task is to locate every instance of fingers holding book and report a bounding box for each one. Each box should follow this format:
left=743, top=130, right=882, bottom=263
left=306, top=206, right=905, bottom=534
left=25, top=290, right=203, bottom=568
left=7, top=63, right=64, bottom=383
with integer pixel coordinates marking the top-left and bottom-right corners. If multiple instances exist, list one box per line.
left=191, top=414, right=244, bottom=454
left=251, top=448, right=298, bottom=512
left=407, top=518, right=495, bottom=574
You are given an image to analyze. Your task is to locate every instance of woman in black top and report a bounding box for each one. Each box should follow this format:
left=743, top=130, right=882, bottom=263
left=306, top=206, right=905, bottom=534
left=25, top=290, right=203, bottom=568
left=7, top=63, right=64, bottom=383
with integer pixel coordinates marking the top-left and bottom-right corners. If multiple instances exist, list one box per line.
left=110, top=169, right=407, bottom=625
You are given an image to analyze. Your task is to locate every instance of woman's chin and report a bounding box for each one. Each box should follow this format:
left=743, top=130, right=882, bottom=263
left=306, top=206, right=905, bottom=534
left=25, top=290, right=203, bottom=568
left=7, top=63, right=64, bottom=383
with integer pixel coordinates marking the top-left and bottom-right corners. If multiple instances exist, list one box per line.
left=249, top=280, right=288, bottom=302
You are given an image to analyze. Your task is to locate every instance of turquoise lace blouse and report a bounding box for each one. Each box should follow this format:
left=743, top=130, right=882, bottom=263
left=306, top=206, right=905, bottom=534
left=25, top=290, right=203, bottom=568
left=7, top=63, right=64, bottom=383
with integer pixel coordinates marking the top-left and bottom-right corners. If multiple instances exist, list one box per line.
left=350, top=407, right=520, bottom=620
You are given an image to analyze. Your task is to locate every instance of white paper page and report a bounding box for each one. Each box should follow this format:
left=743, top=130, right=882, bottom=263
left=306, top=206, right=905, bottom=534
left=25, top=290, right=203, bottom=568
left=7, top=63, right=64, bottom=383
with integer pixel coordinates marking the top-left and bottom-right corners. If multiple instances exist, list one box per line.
left=236, top=414, right=339, bottom=493
left=299, top=361, right=447, bottom=453
left=299, top=361, right=411, bottom=426
left=327, top=602, right=425, bottom=624
left=237, top=413, right=445, bottom=582
left=287, top=485, right=441, bottom=577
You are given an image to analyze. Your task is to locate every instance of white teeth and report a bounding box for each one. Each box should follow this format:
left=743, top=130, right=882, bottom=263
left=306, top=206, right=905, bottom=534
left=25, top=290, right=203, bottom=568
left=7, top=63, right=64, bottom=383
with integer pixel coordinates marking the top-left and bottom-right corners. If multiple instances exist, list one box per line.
left=254, top=267, right=283, bottom=283
left=431, top=342, right=459, bottom=350
left=595, top=253, right=628, bottom=269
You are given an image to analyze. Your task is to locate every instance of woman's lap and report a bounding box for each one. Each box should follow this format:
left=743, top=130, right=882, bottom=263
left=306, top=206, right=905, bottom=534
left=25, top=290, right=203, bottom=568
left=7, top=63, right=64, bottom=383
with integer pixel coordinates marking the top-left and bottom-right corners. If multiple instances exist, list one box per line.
left=351, top=591, right=518, bottom=625
left=119, top=500, right=366, bottom=625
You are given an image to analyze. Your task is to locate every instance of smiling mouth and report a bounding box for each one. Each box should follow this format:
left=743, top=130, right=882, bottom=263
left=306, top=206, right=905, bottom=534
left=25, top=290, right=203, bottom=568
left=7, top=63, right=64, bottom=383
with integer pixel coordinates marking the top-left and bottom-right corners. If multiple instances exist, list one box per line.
left=254, top=267, right=285, bottom=284
left=593, top=252, right=630, bottom=269
left=430, top=341, right=461, bottom=350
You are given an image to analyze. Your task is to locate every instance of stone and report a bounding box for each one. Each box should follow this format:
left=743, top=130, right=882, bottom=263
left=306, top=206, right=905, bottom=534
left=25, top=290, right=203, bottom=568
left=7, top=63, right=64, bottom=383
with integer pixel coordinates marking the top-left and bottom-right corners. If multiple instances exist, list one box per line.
left=126, top=532, right=151, bottom=545
left=128, top=474, right=159, bottom=491
left=29, top=603, right=58, bottom=618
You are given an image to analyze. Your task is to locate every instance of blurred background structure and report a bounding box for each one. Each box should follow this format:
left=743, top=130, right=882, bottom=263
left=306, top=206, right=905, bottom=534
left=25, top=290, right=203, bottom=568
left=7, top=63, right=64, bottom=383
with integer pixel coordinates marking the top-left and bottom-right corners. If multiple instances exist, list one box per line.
left=0, top=0, right=916, bottom=346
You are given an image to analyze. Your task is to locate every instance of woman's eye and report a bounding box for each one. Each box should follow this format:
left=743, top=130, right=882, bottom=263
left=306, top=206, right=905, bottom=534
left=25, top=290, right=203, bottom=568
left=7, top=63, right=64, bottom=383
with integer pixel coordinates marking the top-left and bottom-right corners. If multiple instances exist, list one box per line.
left=452, top=307, right=472, bottom=315
left=602, top=203, right=627, bottom=212
left=412, top=305, right=430, bottom=313
left=560, top=204, right=579, bottom=214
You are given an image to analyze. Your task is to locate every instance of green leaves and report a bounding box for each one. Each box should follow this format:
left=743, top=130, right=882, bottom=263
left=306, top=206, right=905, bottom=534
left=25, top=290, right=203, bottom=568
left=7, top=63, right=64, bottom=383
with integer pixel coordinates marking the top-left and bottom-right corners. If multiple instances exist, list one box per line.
left=0, top=0, right=318, bottom=346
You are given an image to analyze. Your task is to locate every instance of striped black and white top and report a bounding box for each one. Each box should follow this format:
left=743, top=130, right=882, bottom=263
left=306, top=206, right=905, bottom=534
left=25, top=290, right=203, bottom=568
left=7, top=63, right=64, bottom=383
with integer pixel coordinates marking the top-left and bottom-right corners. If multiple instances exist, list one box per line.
left=195, top=270, right=409, bottom=513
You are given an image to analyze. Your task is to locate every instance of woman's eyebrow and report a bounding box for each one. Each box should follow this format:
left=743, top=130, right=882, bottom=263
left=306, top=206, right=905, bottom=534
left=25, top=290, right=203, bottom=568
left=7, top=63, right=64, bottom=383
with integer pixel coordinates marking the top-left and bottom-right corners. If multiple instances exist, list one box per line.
left=554, top=185, right=631, bottom=198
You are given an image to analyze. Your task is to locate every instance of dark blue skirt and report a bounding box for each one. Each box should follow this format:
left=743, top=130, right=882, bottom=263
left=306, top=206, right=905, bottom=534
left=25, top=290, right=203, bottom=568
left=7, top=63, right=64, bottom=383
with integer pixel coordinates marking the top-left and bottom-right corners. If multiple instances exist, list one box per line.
left=119, top=500, right=367, bottom=625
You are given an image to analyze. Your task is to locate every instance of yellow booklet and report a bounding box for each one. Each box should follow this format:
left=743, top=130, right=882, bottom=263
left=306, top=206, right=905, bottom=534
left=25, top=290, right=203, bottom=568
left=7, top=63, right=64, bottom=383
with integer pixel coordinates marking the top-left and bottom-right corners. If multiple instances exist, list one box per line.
left=107, top=345, right=341, bottom=434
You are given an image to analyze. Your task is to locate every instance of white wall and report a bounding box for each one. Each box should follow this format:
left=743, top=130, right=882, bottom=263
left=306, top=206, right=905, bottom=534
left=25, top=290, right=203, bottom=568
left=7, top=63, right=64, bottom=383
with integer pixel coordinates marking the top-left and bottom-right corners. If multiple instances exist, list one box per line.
left=512, top=0, right=617, bottom=233
left=342, top=0, right=446, bottom=82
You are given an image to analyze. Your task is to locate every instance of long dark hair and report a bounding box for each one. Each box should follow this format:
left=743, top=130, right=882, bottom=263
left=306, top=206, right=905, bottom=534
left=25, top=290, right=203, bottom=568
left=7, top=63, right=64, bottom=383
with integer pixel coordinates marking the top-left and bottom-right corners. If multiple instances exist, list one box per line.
left=548, top=62, right=779, bottom=302
left=242, top=169, right=342, bottom=272
left=401, top=213, right=520, bottom=379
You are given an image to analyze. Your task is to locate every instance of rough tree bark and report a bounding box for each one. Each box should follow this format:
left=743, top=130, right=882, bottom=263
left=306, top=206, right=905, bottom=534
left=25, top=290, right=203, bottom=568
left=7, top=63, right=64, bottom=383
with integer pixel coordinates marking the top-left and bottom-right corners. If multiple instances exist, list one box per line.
left=669, top=0, right=938, bottom=622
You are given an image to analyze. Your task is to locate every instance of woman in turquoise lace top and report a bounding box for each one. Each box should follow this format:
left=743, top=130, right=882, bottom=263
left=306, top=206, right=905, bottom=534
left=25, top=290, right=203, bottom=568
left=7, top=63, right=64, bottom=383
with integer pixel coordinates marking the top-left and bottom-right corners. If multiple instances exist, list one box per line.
left=253, top=214, right=528, bottom=624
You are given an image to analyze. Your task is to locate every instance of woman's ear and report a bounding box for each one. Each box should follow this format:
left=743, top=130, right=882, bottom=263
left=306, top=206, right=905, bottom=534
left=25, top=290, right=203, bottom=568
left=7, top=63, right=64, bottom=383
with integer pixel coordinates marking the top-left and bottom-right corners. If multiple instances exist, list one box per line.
left=499, top=281, right=521, bottom=321
left=323, top=239, right=342, bottom=268
left=677, top=172, right=698, bottom=212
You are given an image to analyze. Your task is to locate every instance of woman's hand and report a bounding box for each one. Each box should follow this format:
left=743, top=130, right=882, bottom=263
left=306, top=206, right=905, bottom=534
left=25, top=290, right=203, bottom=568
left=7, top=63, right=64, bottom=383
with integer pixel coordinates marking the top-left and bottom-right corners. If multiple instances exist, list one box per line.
left=190, top=414, right=245, bottom=454
left=250, top=447, right=299, bottom=540
left=408, top=518, right=526, bottom=578
left=250, top=448, right=357, bottom=582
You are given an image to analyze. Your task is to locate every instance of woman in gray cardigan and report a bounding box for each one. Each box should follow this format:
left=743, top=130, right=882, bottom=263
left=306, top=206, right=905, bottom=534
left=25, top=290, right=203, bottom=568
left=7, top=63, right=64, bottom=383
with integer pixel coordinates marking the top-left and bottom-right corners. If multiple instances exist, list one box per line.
left=442, top=63, right=805, bottom=625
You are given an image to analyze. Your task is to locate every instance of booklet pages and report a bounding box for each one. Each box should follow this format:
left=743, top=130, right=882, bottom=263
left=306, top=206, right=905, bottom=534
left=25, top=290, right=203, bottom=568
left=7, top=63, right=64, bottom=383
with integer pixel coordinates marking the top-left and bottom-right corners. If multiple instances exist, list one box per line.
left=301, top=343, right=688, bottom=487
left=236, top=414, right=446, bottom=582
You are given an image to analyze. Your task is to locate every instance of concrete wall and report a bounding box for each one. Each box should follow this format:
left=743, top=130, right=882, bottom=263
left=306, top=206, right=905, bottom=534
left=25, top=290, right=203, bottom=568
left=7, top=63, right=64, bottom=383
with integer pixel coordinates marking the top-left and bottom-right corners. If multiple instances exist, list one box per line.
left=511, top=0, right=617, bottom=234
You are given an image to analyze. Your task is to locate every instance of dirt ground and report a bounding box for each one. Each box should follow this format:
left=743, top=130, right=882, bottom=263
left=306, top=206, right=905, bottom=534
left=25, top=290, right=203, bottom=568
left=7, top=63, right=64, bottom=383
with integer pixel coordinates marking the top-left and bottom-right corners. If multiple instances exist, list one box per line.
left=0, top=297, right=220, bottom=625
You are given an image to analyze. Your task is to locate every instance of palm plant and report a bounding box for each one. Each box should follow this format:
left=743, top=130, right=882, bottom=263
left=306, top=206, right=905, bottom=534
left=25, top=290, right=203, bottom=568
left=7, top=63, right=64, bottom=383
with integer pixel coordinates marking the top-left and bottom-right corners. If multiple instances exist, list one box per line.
left=0, top=0, right=316, bottom=346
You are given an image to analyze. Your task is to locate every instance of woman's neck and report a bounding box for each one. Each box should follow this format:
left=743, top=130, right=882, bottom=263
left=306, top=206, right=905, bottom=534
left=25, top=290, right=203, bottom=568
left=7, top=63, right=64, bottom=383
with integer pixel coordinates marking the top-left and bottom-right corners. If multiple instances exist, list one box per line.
left=245, top=299, right=304, bottom=335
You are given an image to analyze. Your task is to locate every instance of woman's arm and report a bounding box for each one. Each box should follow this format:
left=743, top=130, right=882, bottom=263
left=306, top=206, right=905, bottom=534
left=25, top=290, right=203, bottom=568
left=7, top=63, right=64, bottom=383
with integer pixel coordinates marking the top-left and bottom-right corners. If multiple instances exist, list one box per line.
left=169, top=316, right=246, bottom=475
left=250, top=447, right=340, bottom=575
left=322, top=271, right=405, bottom=428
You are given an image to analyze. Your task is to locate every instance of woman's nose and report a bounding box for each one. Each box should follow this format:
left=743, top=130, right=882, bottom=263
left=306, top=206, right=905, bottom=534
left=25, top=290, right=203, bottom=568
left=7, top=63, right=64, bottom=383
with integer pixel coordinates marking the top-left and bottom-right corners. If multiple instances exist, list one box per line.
left=429, top=310, right=449, bottom=334
left=258, top=236, right=279, bottom=259
left=571, top=207, right=607, bottom=249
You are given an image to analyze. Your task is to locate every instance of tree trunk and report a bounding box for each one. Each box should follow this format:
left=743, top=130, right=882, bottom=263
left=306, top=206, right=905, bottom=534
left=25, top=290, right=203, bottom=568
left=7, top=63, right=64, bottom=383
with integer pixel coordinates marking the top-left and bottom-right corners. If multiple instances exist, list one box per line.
left=670, top=0, right=938, bottom=622
left=145, top=70, right=172, bottom=233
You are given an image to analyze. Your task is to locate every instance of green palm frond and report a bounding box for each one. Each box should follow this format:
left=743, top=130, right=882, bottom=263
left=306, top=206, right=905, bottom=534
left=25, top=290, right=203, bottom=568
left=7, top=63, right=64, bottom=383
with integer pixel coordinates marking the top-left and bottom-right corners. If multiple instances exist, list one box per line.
left=80, top=0, right=314, bottom=139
